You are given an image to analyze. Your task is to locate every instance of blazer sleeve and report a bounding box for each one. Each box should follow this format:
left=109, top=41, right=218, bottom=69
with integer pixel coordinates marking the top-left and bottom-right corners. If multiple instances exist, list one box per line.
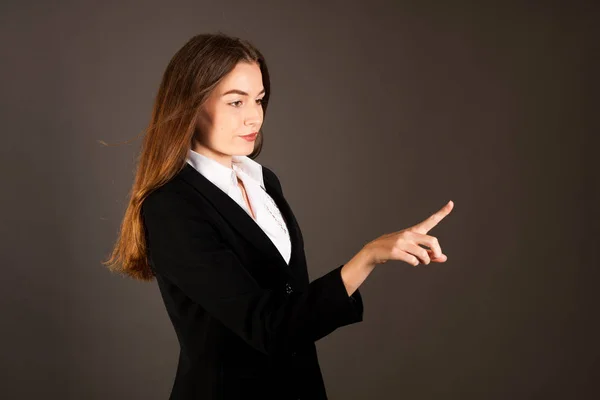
left=141, top=188, right=364, bottom=357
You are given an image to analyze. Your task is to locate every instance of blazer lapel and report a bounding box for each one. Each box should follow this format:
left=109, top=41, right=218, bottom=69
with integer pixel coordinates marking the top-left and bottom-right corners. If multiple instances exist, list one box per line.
left=178, top=163, right=300, bottom=282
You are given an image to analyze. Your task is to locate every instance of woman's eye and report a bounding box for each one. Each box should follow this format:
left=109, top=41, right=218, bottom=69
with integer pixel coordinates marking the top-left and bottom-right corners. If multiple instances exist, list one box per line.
left=230, top=99, right=264, bottom=107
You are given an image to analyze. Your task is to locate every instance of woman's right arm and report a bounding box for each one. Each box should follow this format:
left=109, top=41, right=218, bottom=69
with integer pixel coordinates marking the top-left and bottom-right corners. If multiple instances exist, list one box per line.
left=143, top=187, right=453, bottom=358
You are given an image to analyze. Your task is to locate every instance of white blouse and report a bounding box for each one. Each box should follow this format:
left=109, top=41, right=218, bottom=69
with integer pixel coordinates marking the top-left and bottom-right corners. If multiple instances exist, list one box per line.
left=185, top=149, right=292, bottom=265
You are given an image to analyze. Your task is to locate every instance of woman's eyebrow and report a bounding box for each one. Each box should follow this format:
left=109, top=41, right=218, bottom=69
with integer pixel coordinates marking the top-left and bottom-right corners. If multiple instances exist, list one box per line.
left=222, top=88, right=265, bottom=97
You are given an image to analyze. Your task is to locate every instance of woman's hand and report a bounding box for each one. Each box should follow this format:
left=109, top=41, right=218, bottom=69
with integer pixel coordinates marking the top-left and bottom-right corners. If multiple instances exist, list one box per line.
left=364, top=200, right=454, bottom=267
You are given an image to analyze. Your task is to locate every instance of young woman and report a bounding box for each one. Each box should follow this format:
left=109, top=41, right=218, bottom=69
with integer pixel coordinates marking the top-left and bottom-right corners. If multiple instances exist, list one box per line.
left=104, top=32, right=453, bottom=400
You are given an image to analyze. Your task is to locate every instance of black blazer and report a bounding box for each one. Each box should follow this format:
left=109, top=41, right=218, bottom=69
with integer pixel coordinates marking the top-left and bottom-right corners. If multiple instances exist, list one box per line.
left=141, top=162, right=364, bottom=400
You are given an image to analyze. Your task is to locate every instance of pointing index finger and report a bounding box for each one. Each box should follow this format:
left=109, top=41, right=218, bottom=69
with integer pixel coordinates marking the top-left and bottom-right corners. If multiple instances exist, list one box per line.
left=414, top=200, right=454, bottom=234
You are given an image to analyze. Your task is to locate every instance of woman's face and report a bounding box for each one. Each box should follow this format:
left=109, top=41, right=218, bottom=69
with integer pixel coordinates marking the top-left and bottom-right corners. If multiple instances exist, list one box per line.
left=192, top=61, right=265, bottom=169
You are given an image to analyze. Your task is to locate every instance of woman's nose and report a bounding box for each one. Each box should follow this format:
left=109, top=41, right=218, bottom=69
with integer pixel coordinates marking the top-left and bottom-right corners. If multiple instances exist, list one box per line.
left=245, top=111, right=262, bottom=125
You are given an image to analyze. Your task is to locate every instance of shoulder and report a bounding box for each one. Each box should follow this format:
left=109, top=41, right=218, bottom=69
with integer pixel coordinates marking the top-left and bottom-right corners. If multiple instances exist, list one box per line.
left=141, top=173, right=200, bottom=218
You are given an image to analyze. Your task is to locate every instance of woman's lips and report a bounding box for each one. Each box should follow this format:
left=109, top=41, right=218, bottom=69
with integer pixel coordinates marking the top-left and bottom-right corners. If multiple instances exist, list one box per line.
left=240, top=132, right=258, bottom=141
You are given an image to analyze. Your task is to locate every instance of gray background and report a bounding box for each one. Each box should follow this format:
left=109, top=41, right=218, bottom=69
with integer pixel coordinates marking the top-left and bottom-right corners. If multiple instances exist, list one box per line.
left=1, top=0, right=598, bottom=399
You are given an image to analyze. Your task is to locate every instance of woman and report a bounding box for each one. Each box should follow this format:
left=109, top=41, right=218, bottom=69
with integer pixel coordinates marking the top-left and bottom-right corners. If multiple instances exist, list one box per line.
left=104, top=32, right=453, bottom=400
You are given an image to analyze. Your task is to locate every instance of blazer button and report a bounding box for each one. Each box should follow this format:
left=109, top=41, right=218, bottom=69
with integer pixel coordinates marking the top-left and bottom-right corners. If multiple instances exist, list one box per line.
left=285, top=282, right=294, bottom=294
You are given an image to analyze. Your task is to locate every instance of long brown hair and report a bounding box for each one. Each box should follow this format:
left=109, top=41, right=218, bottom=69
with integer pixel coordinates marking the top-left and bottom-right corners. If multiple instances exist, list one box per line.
left=103, top=32, right=271, bottom=281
